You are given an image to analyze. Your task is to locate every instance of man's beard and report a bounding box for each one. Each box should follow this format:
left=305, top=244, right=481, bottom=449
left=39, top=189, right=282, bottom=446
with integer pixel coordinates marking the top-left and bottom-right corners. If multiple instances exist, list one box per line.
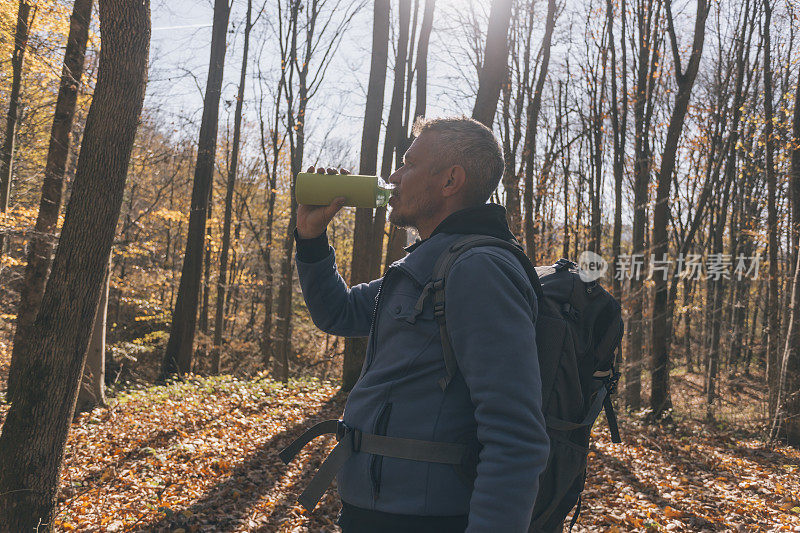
left=388, top=193, right=439, bottom=230
left=388, top=205, right=412, bottom=228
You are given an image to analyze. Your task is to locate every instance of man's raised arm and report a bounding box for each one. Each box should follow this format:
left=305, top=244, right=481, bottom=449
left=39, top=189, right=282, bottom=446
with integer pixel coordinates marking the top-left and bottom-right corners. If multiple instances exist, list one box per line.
left=294, top=166, right=380, bottom=338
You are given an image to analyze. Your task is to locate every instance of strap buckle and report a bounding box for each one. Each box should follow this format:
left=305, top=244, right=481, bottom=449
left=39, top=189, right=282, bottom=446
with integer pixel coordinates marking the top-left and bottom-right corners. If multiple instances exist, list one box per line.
left=606, top=368, right=620, bottom=395
left=433, top=302, right=445, bottom=318
left=337, top=421, right=362, bottom=452
left=593, top=368, right=620, bottom=394
left=561, top=302, right=580, bottom=321
left=554, top=258, right=577, bottom=271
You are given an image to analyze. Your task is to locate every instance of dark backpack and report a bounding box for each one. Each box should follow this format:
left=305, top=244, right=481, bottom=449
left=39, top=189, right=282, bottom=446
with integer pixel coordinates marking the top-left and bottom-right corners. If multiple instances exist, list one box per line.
left=280, top=235, right=623, bottom=532
left=429, top=235, right=623, bottom=531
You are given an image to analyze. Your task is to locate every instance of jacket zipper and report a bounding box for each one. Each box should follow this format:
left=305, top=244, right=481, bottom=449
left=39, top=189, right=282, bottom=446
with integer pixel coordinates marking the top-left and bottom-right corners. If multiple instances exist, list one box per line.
left=365, top=266, right=394, bottom=370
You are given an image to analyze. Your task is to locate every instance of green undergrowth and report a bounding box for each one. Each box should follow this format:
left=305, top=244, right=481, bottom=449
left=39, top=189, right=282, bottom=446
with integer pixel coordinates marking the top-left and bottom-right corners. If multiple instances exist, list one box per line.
left=107, top=373, right=341, bottom=408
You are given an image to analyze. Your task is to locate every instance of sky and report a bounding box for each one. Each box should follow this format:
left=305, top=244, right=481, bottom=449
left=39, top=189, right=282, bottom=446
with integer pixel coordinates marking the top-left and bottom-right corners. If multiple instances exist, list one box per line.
left=142, top=0, right=750, bottom=235
left=147, top=0, right=493, bottom=171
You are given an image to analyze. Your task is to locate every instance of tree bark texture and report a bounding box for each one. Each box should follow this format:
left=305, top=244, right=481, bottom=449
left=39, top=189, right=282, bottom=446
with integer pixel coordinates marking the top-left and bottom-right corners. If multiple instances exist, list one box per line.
left=773, top=63, right=800, bottom=444
left=608, top=0, right=627, bottom=299
left=501, top=1, right=533, bottom=243
left=0, top=0, right=149, bottom=528
left=75, top=252, right=111, bottom=415
left=386, top=0, right=436, bottom=268
left=625, top=0, right=660, bottom=410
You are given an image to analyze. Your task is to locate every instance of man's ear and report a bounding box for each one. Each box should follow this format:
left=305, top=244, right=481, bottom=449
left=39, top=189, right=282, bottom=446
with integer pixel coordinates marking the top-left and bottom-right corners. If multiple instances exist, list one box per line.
left=442, top=165, right=467, bottom=198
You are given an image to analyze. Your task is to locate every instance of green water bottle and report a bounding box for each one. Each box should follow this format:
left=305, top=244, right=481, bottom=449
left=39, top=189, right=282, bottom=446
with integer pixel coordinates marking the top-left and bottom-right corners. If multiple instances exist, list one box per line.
left=295, top=172, right=395, bottom=208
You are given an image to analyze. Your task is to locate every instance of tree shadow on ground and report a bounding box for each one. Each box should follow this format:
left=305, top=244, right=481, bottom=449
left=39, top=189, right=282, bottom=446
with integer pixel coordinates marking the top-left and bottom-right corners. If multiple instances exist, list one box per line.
left=138, top=392, right=346, bottom=532
left=589, top=447, right=716, bottom=530
left=626, top=419, right=800, bottom=477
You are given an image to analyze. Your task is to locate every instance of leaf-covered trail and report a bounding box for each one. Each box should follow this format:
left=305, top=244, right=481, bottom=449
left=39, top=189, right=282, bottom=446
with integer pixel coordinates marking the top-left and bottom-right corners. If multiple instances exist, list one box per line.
left=2, top=377, right=346, bottom=532
left=585, top=417, right=800, bottom=531
left=0, top=375, right=798, bottom=532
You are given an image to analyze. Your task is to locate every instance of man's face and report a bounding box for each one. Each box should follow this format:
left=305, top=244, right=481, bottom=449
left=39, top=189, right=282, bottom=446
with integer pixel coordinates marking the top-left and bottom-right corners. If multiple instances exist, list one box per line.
left=387, top=132, right=446, bottom=230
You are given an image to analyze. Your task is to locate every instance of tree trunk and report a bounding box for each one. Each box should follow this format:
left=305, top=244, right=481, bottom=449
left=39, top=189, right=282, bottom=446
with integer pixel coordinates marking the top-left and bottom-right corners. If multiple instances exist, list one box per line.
left=75, top=252, right=111, bottom=415
left=705, top=191, right=732, bottom=419
left=706, top=4, right=755, bottom=412
left=649, top=0, right=709, bottom=420
left=258, top=54, right=284, bottom=368
left=161, top=0, right=230, bottom=377
left=8, top=0, right=93, bottom=402
left=501, top=1, right=532, bottom=242
left=725, top=6, right=757, bottom=374
left=212, top=0, right=252, bottom=375
left=558, top=81, right=570, bottom=259
left=276, top=0, right=336, bottom=382
left=608, top=0, right=627, bottom=298
left=343, top=0, right=390, bottom=393
left=273, top=185, right=295, bottom=384
left=258, top=117, right=278, bottom=369
left=793, top=64, right=800, bottom=264
left=370, top=0, right=411, bottom=281
left=385, top=0, right=436, bottom=267
left=625, top=0, right=660, bottom=410
left=199, top=189, right=212, bottom=334
left=0, top=1, right=34, bottom=254
left=413, top=0, right=436, bottom=127
left=472, top=0, right=512, bottom=127
left=501, top=71, right=520, bottom=236
left=274, top=0, right=302, bottom=384
left=683, top=278, right=694, bottom=371
left=0, top=0, right=149, bottom=527
left=772, top=239, right=800, bottom=442
left=763, top=0, right=780, bottom=418
left=587, top=23, right=608, bottom=256
left=772, top=63, right=800, bottom=444
left=521, top=0, right=556, bottom=258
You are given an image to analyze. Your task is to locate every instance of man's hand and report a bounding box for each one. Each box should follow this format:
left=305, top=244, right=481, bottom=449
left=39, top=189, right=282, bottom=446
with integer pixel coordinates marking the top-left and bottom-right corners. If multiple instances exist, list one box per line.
left=296, top=166, right=349, bottom=240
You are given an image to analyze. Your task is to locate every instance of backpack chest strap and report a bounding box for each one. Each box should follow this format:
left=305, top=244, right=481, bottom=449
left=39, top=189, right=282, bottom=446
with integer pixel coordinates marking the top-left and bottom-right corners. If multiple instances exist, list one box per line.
left=280, top=419, right=468, bottom=512
left=429, top=234, right=542, bottom=391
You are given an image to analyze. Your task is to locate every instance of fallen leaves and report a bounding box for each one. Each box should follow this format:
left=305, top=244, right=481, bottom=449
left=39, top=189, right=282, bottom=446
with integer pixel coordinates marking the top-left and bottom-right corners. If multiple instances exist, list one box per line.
left=41, top=375, right=344, bottom=532
left=579, top=414, right=800, bottom=532
left=1, top=371, right=799, bottom=532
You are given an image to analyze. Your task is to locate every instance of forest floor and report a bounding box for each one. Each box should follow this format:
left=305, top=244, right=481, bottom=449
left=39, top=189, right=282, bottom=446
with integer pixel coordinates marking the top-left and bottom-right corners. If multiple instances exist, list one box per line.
left=0, top=351, right=799, bottom=532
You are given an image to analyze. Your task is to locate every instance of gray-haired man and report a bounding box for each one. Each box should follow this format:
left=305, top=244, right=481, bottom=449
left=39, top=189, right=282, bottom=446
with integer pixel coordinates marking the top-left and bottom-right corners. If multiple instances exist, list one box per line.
left=292, top=116, right=549, bottom=532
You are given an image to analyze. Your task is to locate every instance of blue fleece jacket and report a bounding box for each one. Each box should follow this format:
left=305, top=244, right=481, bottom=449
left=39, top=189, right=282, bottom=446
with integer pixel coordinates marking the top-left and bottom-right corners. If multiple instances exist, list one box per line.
left=294, top=204, right=549, bottom=532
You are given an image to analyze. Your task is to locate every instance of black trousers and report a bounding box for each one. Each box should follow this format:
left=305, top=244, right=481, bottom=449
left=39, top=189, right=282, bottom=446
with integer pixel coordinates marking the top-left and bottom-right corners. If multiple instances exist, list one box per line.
left=337, top=500, right=468, bottom=533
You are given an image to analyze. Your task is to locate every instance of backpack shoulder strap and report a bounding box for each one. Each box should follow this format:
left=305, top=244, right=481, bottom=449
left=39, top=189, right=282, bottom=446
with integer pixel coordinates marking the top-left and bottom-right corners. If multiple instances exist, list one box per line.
left=430, top=234, right=542, bottom=391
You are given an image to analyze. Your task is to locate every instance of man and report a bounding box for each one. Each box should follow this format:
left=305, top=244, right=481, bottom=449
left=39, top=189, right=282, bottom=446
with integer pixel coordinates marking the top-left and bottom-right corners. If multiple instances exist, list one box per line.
left=293, top=116, right=549, bottom=532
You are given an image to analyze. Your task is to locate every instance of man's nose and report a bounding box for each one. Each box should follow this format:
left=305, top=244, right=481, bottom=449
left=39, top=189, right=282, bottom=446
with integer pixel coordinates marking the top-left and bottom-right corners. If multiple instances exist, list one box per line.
left=388, top=168, right=402, bottom=185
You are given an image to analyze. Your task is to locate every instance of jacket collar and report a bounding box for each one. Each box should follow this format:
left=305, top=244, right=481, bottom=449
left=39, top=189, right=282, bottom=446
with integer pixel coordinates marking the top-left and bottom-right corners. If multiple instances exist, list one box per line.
left=404, top=203, right=518, bottom=253
left=389, top=203, right=519, bottom=287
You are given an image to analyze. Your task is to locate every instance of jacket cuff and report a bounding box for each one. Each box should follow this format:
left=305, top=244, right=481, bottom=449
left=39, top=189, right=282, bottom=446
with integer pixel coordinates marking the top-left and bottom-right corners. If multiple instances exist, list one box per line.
left=294, top=228, right=332, bottom=263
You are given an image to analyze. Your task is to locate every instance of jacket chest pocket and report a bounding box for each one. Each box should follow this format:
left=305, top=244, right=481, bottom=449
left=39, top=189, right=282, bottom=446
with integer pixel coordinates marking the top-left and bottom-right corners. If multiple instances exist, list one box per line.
left=371, top=286, right=440, bottom=373
left=380, top=269, right=436, bottom=327
left=387, top=290, right=435, bottom=325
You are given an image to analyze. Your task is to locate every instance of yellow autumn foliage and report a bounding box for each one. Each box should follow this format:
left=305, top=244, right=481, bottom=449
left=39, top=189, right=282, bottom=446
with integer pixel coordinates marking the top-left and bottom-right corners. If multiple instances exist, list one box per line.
left=0, top=0, right=95, bottom=206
